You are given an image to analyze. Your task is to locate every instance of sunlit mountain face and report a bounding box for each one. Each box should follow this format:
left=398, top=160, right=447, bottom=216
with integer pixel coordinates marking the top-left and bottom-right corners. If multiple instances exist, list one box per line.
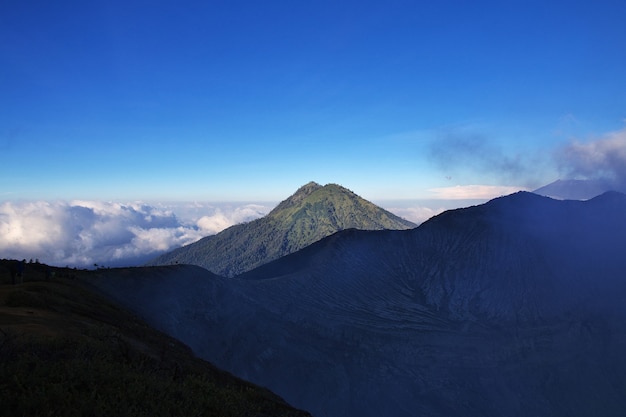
left=147, top=182, right=416, bottom=277
left=89, top=191, right=626, bottom=417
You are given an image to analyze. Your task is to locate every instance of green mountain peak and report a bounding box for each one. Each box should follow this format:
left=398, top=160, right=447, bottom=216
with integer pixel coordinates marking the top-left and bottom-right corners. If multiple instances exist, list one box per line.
left=269, top=181, right=323, bottom=215
left=148, top=182, right=416, bottom=277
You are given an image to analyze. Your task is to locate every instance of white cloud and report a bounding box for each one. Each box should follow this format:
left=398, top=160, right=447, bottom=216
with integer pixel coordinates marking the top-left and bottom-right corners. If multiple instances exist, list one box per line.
left=197, top=204, right=267, bottom=234
left=385, top=206, right=445, bottom=225
left=197, top=212, right=232, bottom=234
left=427, top=185, right=527, bottom=200
left=0, top=200, right=269, bottom=268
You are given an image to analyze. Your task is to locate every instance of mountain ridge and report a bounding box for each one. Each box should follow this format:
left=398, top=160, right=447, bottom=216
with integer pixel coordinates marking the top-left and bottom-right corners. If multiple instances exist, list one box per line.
left=268, top=181, right=323, bottom=214
left=92, top=191, right=626, bottom=417
left=147, top=182, right=416, bottom=277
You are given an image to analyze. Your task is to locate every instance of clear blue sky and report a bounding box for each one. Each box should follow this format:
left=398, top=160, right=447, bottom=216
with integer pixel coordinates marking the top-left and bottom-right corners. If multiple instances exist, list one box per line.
left=2, top=0, right=625, bottom=202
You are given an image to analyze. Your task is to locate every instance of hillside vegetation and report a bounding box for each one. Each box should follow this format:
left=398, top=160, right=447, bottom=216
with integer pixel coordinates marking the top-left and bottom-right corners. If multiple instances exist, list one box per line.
left=0, top=260, right=311, bottom=417
left=148, top=182, right=415, bottom=277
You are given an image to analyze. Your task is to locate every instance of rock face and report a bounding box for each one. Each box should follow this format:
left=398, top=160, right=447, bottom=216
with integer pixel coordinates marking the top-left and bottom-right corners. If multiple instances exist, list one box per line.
left=147, top=182, right=416, bottom=277
left=92, top=191, right=626, bottom=417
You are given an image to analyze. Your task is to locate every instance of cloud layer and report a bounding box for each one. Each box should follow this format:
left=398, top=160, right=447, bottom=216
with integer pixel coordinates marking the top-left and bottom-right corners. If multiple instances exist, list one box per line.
left=427, top=185, right=527, bottom=200
left=0, top=197, right=465, bottom=268
left=0, top=201, right=269, bottom=268
left=384, top=205, right=445, bottom=224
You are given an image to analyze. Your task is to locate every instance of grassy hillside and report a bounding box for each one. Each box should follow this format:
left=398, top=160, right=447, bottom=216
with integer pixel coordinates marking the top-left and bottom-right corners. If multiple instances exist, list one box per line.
left=149, top=182, right=416, bottom=277
left=0, top=260, right=312, bottom=417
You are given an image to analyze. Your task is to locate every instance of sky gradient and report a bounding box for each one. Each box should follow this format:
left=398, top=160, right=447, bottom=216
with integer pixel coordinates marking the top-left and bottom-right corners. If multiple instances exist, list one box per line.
left=2, top=0, right=626, bottom=202
left=2, top=1, right=626, bottom=267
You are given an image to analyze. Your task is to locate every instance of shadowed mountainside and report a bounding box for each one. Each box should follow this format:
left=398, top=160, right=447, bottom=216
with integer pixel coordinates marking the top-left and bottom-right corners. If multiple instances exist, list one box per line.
left=0, top=261, right=311, bottom=417
left=89, top=192, right=626, bottom=417
left=146, top=181, right=416, bottom=277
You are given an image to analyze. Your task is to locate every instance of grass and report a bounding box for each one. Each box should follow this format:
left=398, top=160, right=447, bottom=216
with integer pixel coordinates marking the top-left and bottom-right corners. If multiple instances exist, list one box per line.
left=0, top=259, right=312, bottom=417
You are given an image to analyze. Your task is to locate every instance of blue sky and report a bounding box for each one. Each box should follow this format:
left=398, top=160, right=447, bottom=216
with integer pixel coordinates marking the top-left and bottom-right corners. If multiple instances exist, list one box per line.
left=2, top=0, right=626, bottom=202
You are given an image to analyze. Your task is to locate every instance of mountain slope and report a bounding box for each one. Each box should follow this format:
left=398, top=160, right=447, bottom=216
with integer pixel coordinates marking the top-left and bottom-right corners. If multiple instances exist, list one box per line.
left=0, top=262, right=312, bottom=417
left=89, top=192, right=626, bottom=417
left=533, top=178, right=616, bottom=199
left=147, top=182, right=416, bottom=277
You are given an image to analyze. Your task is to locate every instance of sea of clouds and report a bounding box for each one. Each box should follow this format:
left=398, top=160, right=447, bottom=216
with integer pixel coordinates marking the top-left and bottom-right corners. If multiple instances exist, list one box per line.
left=0, top=199, right=442, bottom=269
left=0, top=200, right=271, bottom=268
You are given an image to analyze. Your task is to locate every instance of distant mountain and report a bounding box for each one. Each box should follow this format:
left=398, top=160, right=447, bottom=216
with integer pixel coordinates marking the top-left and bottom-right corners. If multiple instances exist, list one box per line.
left=533, top=178, right=615, bottom=200
left=91, top=191, right=626, bottom=417
left=147, top=181, right=416, bottom=277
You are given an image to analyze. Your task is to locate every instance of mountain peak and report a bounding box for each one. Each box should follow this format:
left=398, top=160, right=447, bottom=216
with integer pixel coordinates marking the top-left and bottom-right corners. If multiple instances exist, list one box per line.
left=268, top=182, right=415, bottom=230
left=297, top=181, right=323, bottom=194
left=148, top=182, right=416, bottom=276
left=269, top=181, right=323, bottom=215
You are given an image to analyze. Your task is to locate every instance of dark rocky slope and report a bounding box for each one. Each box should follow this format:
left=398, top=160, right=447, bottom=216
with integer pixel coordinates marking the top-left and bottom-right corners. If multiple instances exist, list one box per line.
left=0, top=261, right=312, bottom=417
left=90, top=191, right=626, bottom=417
